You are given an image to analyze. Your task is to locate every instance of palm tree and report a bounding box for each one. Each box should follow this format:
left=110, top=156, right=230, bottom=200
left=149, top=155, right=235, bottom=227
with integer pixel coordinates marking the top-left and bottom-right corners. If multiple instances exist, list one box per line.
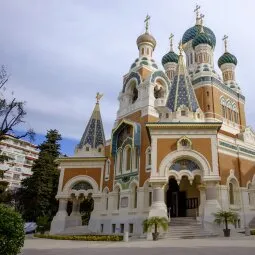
left=213, top=210, right=239, bottom=237
left=142, top=216, right=168, bottom=241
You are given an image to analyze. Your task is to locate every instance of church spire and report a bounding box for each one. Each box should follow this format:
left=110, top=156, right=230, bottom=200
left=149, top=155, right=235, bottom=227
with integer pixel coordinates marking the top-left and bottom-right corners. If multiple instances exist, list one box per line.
left=166, top=42, right=200, bottom=113
left=76, top=93, right=105, bottom=155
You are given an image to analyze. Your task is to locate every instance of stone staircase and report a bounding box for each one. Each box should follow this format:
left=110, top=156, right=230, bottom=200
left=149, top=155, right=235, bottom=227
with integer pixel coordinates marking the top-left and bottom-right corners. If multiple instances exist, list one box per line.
left=163, top=217, right=218, bottom=239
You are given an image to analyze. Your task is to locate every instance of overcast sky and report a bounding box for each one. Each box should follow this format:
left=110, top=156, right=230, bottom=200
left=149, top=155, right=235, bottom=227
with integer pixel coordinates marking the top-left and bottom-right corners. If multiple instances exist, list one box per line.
left=1, top=0, right=255, bottom=153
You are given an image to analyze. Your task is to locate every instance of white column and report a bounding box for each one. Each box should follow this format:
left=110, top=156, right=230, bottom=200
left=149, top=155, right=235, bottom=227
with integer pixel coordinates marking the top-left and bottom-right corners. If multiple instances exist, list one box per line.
left=203, top=181, right=221, bottom=222
left=50, top=198, right=68, bottom=234
left=198, top=184, right=206, bottom=222
left=67, top=198, right=82, bottom=227
left=148, top=183, right=168, bottom=219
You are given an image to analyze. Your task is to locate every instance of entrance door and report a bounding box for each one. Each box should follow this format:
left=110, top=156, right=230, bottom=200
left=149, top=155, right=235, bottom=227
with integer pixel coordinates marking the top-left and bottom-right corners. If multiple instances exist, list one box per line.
left=167, top=178, right=187, bottom=217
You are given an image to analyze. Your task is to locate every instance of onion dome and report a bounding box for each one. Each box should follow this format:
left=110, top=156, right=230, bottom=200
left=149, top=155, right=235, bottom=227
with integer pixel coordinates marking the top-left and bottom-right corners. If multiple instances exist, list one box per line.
left=136, top=32, right=156, bottom=49
left=162, top=51, right=178, bottom=65
left=218, top=52, right=237, bottom=68
left=182, top=25, right=216, bottom=47
left=192, top=31, right=214, bottom=48
left=162, top=33, right=178, bottom=65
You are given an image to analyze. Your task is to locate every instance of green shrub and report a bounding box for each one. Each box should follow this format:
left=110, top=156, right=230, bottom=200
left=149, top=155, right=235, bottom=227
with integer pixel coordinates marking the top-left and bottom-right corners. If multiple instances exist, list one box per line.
left=0, top=204, right=25, bottom=255
left=36, top=215, right=50, bottom=234
left=34, top=234, right=123, bottom=241
left=251, top=230, right=255, bottom=235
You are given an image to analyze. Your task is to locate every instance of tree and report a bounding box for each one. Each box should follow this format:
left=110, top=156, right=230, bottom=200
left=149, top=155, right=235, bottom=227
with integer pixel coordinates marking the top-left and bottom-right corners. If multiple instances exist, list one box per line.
left=17, top=129, right=62, bottom=221
left=0, top=65, right=34, bottom=203
left=213, top=210, right=239, bottom=237
left=143, top=216, right=168, bottom=241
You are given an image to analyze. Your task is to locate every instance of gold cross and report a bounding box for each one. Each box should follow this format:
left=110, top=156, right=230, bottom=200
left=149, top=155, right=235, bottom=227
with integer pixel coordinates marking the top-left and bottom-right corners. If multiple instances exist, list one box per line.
left=96, top=92, right=103, bottom=103
left=222, top=35, right=228, bottom=52
left=144, top=14, right=150, bottom=32
left=194, top=4, right=200, bottom=18
left=169, top=33, right=174, bottom=51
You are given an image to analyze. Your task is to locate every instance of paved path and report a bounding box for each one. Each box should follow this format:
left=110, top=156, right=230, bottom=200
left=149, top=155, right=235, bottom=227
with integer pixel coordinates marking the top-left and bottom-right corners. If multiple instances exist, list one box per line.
left=21, top=237, right=255, bottom=255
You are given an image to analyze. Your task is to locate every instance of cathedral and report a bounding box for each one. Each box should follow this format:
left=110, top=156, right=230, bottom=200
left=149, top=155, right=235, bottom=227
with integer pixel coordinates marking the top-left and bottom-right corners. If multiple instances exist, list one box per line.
left=50, top=7, right=255, bottom=237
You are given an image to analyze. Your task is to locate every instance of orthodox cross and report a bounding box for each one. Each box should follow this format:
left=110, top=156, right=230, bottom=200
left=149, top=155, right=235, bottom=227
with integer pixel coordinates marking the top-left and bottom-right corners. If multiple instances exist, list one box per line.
left=194, top=4, right=201, bottom=23
left=169, top=33, right=174, bottom=51
left=96, top=92, right=103, bottom=103
left=222, top=35, right=228, bottom=52
left=144, top=14, right=150, bottom=33
left=199, top=13, right=205, bottom=26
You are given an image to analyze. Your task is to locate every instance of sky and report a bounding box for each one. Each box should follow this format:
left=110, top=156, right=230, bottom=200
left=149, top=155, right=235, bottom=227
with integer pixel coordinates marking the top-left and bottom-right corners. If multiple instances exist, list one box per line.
left=1, top=0, right=255, bottom=155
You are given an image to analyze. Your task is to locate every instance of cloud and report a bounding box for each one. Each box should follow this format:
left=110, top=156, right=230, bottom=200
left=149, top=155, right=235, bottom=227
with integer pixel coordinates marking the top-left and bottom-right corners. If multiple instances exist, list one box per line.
left=0, top=0, right=255, bottom=143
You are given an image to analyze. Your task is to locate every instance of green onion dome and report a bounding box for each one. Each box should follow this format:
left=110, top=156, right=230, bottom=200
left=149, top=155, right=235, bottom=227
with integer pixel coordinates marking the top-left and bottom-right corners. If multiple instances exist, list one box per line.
left=218, top=52, right=237, bottom=68
left=136, top=32, right=156, bottom=49
left=182, top=25, right=216, bottom=47
left=161, top=50, right=178, bottom=65
left=192, top=31, right=215, bottom=48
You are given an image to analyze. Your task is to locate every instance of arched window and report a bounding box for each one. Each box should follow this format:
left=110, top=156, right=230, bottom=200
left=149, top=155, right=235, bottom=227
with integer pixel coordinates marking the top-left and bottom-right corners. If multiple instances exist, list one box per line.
left=123, top=146, right=132, bottom=172
left=132, top=87, right=138, bottom=103
left=229, top=182, right=234, bottom=205
left=220, top=97, right=227, bottom=119
left=133, top=147, right=139, bottom=170
left=146, top=147, right=151, bottom=170
left=114, top=186, right=121, bottom=210
left=105, top=159, right=111, bottom=180
left=154, top=86, right=164, bottom=99
left=116, top=149, right=122, bottom=175
left=228, top=179, right=240, bottom=206
left=133, top=185, right=138, bottom=209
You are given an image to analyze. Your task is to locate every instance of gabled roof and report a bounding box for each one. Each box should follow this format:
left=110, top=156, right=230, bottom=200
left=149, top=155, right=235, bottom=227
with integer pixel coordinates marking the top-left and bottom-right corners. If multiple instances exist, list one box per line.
left=166, top=50, right=199, bottom=112
left=78, top=102, right=105, bottom=149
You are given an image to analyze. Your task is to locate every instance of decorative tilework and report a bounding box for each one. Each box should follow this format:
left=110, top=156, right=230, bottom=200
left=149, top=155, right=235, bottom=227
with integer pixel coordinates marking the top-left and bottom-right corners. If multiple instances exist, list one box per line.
left=122, top=72, right=141, bottom=93
left=150, top=70, right=170, bottom=86
left=72, top=181, right=93, bottom=190
left=192, top=76, right=245, bottom=101
left=78, top=104, right=105, bottom=149
left=170, top=159, right=200, bottom=171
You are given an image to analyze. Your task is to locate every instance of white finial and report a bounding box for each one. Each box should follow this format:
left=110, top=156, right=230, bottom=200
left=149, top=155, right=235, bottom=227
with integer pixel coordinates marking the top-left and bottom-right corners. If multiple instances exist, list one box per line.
left=198, top=13, right=205, bottom=32
left=222, top=35, right=228, bottom=52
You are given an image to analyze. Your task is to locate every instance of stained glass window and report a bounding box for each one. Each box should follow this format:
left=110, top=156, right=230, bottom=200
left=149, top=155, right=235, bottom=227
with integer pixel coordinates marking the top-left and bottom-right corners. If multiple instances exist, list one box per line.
left=72, top=181, right=93, bottom=191
left=170, top=159, right=200, bottom=171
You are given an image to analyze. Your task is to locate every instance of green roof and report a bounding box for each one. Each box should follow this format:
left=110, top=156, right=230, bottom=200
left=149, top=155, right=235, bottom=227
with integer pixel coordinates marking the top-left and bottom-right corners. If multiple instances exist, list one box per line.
left=218, top=52, right=237, bottom=67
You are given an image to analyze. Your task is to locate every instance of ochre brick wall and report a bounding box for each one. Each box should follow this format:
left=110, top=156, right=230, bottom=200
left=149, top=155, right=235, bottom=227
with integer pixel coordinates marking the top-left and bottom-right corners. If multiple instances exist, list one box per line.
left=62, top=168, right=101, bottom=190
left=157, top=138, right=212, bottom=170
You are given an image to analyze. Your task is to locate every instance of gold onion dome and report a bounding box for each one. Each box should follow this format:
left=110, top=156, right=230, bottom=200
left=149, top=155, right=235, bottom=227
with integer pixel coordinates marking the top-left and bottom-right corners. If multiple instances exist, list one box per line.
left=136, top=32, right=157, bottom=49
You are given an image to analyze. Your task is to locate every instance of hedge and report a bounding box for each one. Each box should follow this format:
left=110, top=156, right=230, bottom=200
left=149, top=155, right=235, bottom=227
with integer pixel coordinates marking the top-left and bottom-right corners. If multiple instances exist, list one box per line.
left=251, top=230, right=255, bottom=235
left=34, top=234, right=123, bottom=241
left=0, top=204, right=25, bottom=255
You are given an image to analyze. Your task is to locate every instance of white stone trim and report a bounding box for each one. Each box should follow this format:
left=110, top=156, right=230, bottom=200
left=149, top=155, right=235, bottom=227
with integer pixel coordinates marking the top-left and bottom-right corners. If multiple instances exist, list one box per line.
left=158, top=149, right=211, bottom=178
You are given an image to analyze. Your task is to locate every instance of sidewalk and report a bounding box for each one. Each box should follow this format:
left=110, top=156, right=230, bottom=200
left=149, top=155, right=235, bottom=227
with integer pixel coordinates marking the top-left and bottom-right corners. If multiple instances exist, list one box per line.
left=23, top=236, right=255, bottom=250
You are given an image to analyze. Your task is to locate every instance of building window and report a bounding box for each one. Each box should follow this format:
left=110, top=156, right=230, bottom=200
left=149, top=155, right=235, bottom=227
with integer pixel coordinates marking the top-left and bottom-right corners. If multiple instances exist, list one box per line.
left=146, top=147, right=151, bottom=169
left=207, top=105, right=210, bottom=111
left=98, top=148, right=101, bottom=152
left=129, top=224, right=134, bottom=234
left=149, top=191, right=152, bottom=207
left=13, top=174, right=20, bottom=180
left=228, top=179, right=240, bottom=206
left=105, top=159, right=110, bottom=179
left=166, top=113, right=169, bottom=118
left=123, top=146, right=132, bottom=172
left=133, top=186, right=138, bottom=209
left=120, top=224, right=124, bottom=233
left=134, top=147, right=139, bottom=170
left=206, top=91, right=209, bottom=97
left=115, top=187, right=120, bottom=210
left=116, top=149, right=122, bottom=174
left=86, top=147, right=89, bottom=151
left=112, top=224, right=116, bottom=234
left=181, top=110, right=186, bottom=116
left=100, top=224, right=104, bottom=233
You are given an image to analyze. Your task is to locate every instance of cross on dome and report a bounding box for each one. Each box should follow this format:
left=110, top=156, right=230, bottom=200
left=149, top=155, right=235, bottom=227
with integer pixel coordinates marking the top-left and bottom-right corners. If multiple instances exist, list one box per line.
left=222, top=34, right=228, bottom=52
left=194, top=4, right=201, bottom=24
left=144, top=14, right=150, bottom=33
left=169, top=33, right=174, bottom=51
